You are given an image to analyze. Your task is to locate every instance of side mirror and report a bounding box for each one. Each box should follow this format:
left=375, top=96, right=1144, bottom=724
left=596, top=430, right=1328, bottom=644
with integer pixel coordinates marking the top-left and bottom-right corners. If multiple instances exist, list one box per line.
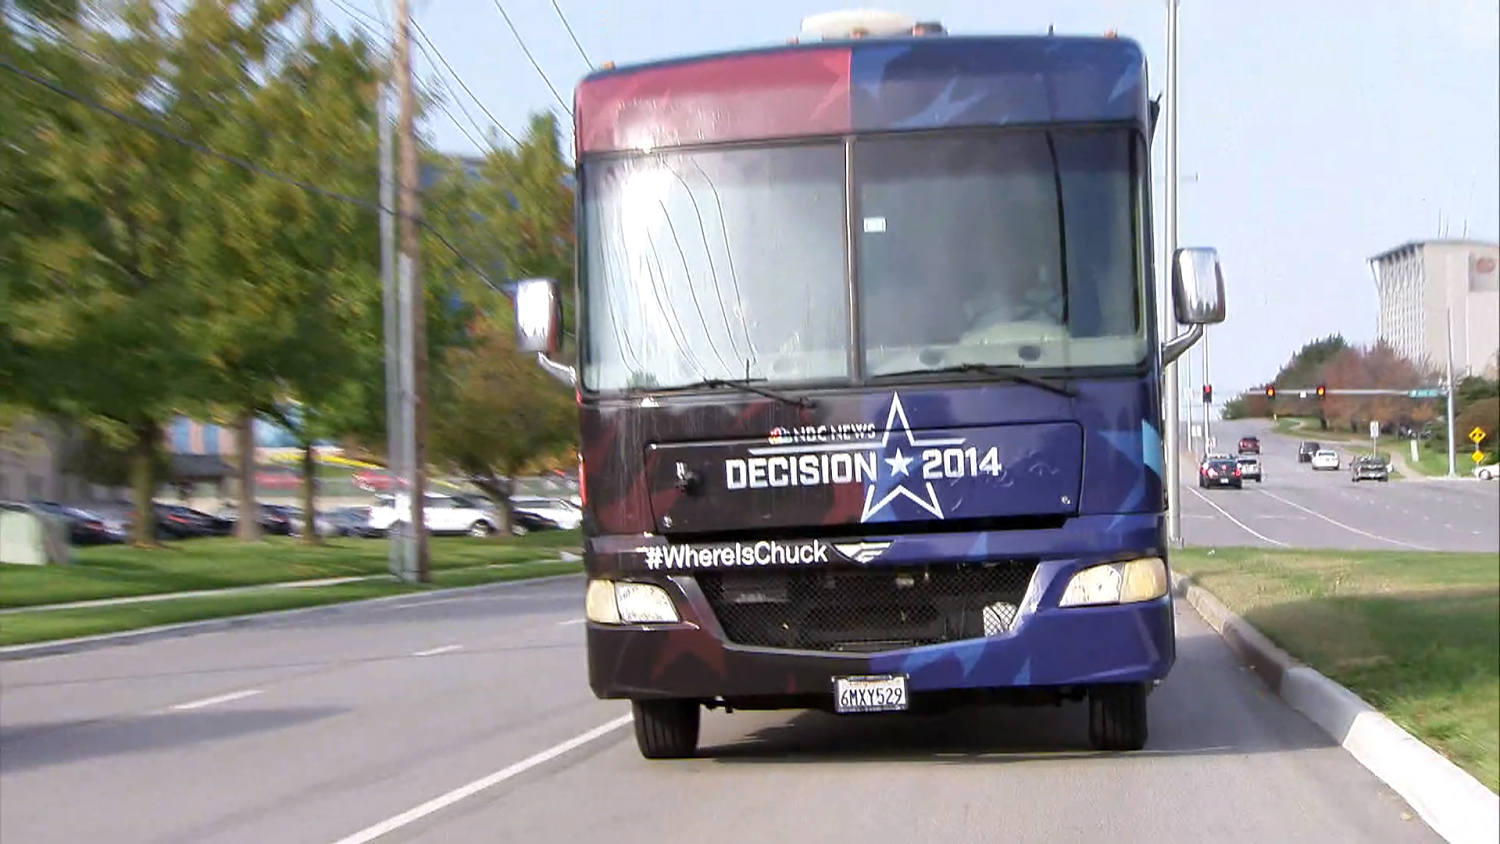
left=1161, top=247, right=1226, bottom=364
left=514, top=277, right=561, bottom=355
left=1172, top=247, right=1226, bottom=325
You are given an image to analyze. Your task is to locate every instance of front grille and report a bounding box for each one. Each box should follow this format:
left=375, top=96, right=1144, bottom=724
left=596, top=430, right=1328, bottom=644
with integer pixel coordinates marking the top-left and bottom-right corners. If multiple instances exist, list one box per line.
left=697, top=562, right=1038, bottom=653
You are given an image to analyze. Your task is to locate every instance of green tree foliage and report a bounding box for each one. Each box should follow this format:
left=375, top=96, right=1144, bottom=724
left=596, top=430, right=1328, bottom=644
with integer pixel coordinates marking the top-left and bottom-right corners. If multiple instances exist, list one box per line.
left=426, top=115, right=577, bottom=528
left=6, top=1, right=214, bottom=542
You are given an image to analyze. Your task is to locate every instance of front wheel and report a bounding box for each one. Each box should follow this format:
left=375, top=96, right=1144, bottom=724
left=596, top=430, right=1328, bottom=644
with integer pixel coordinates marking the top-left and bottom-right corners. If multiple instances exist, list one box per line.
left=1089, top=683, right=1148, bottom=751
left=631, top=699, right=700, bottom=759
left=468, top=520, right=493, bottom=538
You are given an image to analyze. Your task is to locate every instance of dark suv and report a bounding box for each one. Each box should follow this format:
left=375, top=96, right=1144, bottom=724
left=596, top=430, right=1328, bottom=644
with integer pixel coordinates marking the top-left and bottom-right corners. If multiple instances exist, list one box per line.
left=1238, top=436, right=1260, bottom=454
left=1297, top=441, right=1321, bottom=463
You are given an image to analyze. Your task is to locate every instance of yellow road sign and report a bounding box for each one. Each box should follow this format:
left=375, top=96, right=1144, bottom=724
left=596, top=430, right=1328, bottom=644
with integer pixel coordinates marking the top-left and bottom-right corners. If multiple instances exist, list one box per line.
left=1473, top=450, right=1487, bottom=464
left=1470, top=427, right=1488, bottom=445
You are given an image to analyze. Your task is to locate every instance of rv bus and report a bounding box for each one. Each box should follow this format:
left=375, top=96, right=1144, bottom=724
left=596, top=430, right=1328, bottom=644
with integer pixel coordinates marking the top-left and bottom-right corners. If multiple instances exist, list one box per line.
left=513, top=10, right=1226, bottom=758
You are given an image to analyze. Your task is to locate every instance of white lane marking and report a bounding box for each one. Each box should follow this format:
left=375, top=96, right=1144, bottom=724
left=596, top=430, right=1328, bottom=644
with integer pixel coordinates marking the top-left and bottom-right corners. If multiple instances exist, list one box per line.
left=1256, top=489, right=1434, bottom=551
left=171, top=689, right=263, bottom=711
left=555, top=618, right=585, bottom=626
left=1185, top=486, right=1289, bottom=547
left=330, top=713, right=633, bottom=844
left=411, top=644, right=463, bottom=657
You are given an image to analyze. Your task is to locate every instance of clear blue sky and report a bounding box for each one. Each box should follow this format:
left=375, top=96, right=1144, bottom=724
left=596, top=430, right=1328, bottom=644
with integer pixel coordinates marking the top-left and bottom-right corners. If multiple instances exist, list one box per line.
left=324, top=1, right=1499, bottom=401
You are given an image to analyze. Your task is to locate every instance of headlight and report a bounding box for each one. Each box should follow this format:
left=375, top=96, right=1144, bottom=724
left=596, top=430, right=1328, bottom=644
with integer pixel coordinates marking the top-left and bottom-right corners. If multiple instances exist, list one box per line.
left=614, top=582, right=680, bottom=623
left=1059, top=557, right=1168, bottom=607
left=584, top=580, right=680, bottom=624
left=585, top=579, right=620, bottom=624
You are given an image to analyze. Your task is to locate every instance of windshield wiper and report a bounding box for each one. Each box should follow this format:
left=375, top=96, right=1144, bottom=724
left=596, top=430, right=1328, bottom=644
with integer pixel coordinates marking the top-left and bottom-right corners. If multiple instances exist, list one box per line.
left=686, top=378, right=818, bottom=409
left=876, top=363, right=1076, bottom=397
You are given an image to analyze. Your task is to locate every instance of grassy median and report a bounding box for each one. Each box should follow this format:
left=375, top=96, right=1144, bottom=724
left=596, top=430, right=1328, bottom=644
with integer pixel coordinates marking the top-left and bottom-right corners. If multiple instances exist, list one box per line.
left=1174, top=546, right=1499, bottom=791
left=0, top=558, right=580, bottom=647
left=0, top=531, right=580, bottom=609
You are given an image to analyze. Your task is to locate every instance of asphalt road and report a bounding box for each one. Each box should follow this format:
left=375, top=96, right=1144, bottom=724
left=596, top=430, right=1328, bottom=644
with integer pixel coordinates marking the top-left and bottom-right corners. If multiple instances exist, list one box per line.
left=2, top=575, right=1441, bottom=843
left=1181, top=419, right=1499, bottom=553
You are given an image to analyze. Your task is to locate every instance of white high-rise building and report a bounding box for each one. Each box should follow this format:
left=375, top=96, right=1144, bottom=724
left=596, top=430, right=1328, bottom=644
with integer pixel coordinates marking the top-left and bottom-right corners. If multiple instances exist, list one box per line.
left=1369, top=239, right=1499, bottom=378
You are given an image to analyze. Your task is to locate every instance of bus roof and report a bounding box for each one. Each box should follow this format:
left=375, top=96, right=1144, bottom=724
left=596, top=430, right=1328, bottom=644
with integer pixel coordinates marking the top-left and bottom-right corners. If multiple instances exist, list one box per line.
left=576, top=36, right=1147, bottom=155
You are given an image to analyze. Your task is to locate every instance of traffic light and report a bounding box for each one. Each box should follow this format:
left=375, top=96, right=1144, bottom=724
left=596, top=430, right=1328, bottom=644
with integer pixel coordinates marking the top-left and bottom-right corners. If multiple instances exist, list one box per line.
left=1264, top=385, right=1276, bottom=399
left=1202, top=384, right=1213, bottom=404
left=1316, top=384, right=1327, bottom=398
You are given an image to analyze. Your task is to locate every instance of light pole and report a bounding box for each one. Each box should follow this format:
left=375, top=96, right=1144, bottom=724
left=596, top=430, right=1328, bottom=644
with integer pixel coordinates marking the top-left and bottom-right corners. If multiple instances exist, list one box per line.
left=1163, top=0, right=1183, bottom=546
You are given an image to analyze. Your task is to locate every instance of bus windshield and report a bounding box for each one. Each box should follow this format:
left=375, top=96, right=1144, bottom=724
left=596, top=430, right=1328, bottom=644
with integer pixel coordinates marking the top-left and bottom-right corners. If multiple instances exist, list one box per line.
left=580, top=128, right=1144, bottom=393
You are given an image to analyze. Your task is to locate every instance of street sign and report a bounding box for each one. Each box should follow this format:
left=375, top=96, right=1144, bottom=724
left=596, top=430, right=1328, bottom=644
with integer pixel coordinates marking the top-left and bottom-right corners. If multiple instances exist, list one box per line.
left=1369, top=420, right=1380, bottom=439
left=1407, top=388, right=1443, bottom=398
left=1298, top=390, right=1308, bottom=399
left=1473, top=450, right=1486, bottom=464
left=1470, top=427, right=1488, bottom=445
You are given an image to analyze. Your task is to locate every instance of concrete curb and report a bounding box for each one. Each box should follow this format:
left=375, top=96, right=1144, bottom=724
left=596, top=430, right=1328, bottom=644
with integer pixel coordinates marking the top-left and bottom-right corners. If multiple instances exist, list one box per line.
left=1172, top=573, right=1499, bottom=844
left=0, top=571, right=583, bottom=662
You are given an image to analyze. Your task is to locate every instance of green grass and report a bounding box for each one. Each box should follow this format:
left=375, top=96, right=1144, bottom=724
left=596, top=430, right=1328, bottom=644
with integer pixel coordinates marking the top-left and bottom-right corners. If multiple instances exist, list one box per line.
left=0, top=558, right=581, bottom=646
left=0, top=530, right=580, bottom=609
left=1174, top=546, right=1499, bottom=792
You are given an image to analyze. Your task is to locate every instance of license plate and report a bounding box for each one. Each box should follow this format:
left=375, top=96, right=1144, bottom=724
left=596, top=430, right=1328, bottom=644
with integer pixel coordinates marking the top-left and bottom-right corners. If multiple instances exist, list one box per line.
left=834, top=674, right=908, bottom=714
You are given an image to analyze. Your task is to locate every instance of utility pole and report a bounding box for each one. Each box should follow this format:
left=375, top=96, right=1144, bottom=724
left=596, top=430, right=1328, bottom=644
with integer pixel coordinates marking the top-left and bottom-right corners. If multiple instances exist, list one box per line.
left=394, top=0, right=429, bottom=580
left=1163, top=0, right=1183, bottom=546
left=378, top=80, right=404, bottom=578
left=1445, top=308, right=1457, bottom=477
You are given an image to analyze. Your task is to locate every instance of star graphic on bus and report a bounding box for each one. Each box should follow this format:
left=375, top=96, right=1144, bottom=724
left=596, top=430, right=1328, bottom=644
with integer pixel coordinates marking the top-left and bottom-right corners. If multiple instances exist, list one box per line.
left=860, top=394, right=965, bottom=522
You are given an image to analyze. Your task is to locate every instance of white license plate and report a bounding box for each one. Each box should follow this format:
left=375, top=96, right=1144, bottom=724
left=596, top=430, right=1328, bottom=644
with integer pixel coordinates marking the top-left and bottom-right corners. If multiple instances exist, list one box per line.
left=834, top=675, right=908, bottom=714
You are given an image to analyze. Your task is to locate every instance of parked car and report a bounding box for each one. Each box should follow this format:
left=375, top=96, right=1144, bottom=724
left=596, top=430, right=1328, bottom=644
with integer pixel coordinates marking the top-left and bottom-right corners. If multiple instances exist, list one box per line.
left=27, top=501, right=127, bottom=545
left=1235, top=456, right=1262, bottom=483
left=1198, top=458, right=1243, bottom=489
left=148, top=504, right=228, bottom=539
left=1350, top=456, right=1389, bottom=482
left=1310, top=449, right=1340, bottom=471
left=1237, top=436, right=1260, bottom=454
left=1475, top=463, right=1498, bottom=481
left=368, top=493, right=499, bottom=537
left=1297, top=441, right=1321, bottom=463
left=509, top=497, right=582, bottom=532
left=327, top=506, right=373, bottom=536
left=509, top=509, right=561, bottom=536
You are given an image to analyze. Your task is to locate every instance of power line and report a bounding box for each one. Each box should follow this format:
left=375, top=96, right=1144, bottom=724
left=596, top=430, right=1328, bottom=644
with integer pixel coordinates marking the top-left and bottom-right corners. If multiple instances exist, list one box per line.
left=326, top=0, right=386, bottom=34
left=487, top=0, right=572, bottom=116
left=0, top=56, right=497, bottom=289
left=548, top=0, right=591, bottom=67
left=409, top=19, right=519, bottom=148
left=409, top=18, right=521, bottom=146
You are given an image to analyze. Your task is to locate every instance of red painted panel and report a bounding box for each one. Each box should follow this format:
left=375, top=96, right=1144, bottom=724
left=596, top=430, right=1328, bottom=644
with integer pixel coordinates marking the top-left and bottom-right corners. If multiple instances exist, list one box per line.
left=576, top=48, right=851, bottom=154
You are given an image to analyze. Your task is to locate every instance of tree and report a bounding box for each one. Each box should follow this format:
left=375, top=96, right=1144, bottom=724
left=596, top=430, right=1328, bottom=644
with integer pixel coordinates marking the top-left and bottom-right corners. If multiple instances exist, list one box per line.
left=1318, top=343, right=1435, bottom=433
left=6, top=1, right=213, bottom=543
left=1456, top=398, right=1500, bottom=463
left=426, top=114, right=577, bottom=530
left=178, top=4, right=386, bottom=543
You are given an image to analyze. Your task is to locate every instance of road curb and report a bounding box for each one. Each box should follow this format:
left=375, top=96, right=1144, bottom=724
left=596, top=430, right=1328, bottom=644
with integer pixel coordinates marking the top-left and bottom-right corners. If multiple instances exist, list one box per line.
left=1172, top=573, right=1499, bottom=844
left=0, top=571, right=583, bottom=662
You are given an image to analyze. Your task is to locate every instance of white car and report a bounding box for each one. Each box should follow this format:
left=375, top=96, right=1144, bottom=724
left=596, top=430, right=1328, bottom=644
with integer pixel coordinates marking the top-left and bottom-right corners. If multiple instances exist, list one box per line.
left=1236, top=456, right=1263, bottom=482
left=1475, top=463, right=1498, bottom=481
left=510, top=496, right=583, bottom=531
left=368, top=493, right=499, bottom=537
left=1310, top=449, right=1340, bottom=471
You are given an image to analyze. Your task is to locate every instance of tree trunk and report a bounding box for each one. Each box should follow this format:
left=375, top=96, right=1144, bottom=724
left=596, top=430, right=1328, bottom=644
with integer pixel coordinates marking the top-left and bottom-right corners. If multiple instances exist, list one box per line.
left=300, top=441, right=319, bottom=545
left=470, top=473, right=513, bottom=537
left=236, top=412, right=261, bottom=541
left=129, top=422, right=157, bottom=547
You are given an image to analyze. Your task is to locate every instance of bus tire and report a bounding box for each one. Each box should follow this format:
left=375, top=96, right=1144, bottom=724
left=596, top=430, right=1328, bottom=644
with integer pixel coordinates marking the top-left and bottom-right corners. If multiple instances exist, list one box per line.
left=1089, top=683, right=1148, bottom=751
left=632, top=699, right=700, bottom=759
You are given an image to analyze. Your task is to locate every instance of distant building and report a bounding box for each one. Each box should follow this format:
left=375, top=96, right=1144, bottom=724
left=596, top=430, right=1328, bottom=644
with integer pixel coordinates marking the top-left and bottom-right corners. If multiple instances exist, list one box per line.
left=1369, top=239, right=1500, bottom=378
